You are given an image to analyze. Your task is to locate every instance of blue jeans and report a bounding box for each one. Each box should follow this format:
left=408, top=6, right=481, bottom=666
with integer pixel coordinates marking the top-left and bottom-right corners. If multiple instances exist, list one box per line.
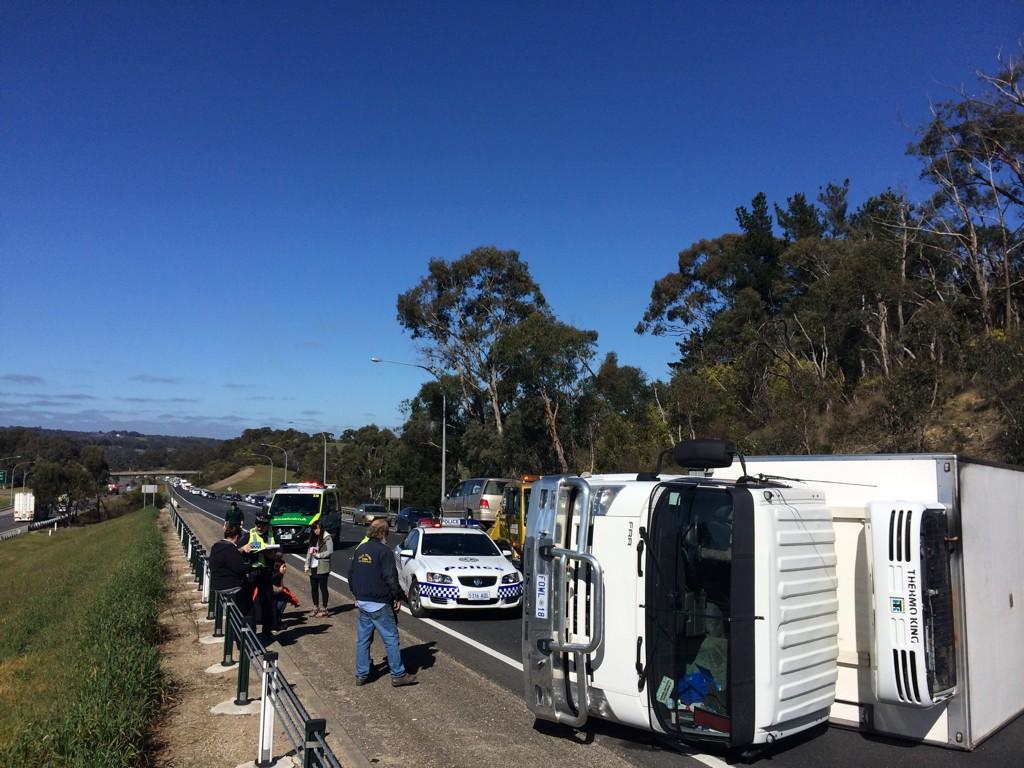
left=356, top=605, right=405, bottom=679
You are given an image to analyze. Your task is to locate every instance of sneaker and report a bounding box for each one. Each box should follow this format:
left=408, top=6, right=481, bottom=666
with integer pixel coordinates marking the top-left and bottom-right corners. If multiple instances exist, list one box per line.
left=354, top=676, right=369, bottom=686
left=391, top=673, right=418, bottom=687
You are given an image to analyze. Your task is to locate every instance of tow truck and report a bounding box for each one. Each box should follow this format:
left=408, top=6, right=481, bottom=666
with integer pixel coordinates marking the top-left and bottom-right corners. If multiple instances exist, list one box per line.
left=522, top=438, right=1024, bottom=753
left=265, top=481, right=342, bottom=551
left=488, top=474, right=537, bottom=563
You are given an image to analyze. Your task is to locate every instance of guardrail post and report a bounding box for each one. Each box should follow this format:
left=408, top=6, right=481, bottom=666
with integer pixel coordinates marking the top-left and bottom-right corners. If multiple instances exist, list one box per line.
left=257, top=651, right=279, bottom=767
left=202, top=561, right=211, bottom=604
left=222, top=603, right=236, bottom=667
left=235, top=627, right=254, bottom=705
left=213, top=591, right=224, bottom=637
left=303, top=718, right=327, bottom=768
left=186, top=532, right=193, bottom=562
left=195, top=550, right=204, bottom=589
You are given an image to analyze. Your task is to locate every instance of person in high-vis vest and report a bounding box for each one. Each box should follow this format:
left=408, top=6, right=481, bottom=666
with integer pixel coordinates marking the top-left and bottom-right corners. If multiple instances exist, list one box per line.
left=242, top=513, right=278, bottom=637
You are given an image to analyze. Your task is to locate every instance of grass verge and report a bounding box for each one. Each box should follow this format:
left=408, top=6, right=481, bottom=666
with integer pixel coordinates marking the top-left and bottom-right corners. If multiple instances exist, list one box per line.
left=0, top=507, right=164, bottom=767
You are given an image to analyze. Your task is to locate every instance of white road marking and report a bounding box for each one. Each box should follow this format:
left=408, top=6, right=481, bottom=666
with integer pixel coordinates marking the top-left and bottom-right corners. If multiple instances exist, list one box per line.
left=174, top=490, right=728, bottom=767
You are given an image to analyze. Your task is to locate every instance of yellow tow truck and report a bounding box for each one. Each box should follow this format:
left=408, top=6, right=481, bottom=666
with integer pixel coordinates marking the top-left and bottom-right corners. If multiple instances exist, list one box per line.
left=488, top=474, right=537, bottom=563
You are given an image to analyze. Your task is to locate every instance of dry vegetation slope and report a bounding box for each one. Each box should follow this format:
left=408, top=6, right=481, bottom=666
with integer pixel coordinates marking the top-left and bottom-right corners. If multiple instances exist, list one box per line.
left=208, top=466, right=255, bottom=491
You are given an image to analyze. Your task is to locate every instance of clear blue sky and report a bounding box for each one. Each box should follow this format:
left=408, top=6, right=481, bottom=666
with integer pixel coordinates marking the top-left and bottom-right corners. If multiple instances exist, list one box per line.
left=3, top=1, right=1021, bottom=438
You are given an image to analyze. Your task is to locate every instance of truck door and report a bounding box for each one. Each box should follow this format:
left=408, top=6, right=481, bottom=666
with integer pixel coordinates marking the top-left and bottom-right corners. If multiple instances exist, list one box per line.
left=523, top=476, right=605, bottom=728
left=644, top=482, right=756, bottom=746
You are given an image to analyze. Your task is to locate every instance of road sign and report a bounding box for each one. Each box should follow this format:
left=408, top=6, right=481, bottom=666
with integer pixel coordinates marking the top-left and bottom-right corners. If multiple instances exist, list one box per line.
left=0, top=470, right=5, bottom=484
left=142, top=484, right=158, bottom=494
left=385, top=485, right=404, bottom=501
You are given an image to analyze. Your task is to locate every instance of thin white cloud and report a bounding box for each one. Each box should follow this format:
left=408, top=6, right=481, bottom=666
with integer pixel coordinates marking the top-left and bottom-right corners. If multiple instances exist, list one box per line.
left=2, top=374, right=45, bottom=385
left=129, top=374, right=179, bottom=384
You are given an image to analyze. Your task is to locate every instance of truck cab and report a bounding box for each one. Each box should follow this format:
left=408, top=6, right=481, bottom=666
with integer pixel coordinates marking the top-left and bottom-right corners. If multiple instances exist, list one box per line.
left=522, top=441, right=840, bottom=750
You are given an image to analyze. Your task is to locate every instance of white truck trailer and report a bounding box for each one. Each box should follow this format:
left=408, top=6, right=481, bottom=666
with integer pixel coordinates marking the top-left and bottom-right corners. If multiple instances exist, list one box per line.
left=521, top=440, right=1023, bottom=753
left=13, top=492, right=36, bottom=522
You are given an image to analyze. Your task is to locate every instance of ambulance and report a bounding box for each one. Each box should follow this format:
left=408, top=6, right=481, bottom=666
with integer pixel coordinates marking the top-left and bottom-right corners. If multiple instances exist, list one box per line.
left=266, top=481, right=341, bottom=551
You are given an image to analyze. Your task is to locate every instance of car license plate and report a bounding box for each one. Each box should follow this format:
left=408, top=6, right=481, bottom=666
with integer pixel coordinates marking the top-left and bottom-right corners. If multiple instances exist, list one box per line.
left=467, top=590, right=489, bottom=601
left=279, top=532, right=292, bottom=540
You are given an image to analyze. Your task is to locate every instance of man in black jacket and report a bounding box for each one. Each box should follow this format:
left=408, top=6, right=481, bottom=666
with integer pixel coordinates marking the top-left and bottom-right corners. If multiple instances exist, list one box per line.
left=209, top=526, right=254, bottom=620
left=347, top=518, right=417, bottom=687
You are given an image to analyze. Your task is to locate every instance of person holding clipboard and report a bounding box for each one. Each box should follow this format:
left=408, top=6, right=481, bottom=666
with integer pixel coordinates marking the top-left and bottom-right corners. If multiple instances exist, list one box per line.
left=241, top=512, right=280, bottom=639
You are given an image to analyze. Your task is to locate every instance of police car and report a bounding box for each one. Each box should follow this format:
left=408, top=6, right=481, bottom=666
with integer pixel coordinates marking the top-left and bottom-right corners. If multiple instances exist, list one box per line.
left=394, top=521, right=523, bottom=616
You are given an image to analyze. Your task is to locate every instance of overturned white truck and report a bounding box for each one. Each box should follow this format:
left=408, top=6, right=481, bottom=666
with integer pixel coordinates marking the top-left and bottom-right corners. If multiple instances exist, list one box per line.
left=522, top=440, right=1024, bottom=752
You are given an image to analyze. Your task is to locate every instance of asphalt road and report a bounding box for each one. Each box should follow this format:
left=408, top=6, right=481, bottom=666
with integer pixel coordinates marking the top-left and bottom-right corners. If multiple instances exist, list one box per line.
left=0, top=507, right=25, bottom=536
left=175, top=489, right=1023, bottom=768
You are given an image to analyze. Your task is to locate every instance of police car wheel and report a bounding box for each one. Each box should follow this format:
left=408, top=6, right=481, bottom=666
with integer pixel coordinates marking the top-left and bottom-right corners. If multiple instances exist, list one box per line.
left=408, top=580, right=428, bottom=618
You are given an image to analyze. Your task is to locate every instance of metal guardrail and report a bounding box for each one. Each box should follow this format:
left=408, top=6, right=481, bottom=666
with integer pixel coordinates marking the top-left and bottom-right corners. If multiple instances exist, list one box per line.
left=0, top=510, right=78, bottom=543
left=0, top=526, right=26, bottom=542
left=170, top=502, right=343, bottom=768
left=29, top=510, right=78, bottom=530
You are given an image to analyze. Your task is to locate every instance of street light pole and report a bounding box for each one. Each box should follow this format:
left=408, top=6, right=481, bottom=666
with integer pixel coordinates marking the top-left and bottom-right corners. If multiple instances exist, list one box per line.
left=319, top=432, right=328, bottom=484
left=260, top=443, right=288, bottom=485
left=12, top=460, right=34, bottom=489
left=370, top=356, right=447, bottom=508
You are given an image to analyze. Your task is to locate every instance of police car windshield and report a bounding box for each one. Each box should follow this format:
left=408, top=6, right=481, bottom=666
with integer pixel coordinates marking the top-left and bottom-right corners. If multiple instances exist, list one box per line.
left=422, top=533, right=500, bottom=557
left=269, top=494, right=321, bottom=515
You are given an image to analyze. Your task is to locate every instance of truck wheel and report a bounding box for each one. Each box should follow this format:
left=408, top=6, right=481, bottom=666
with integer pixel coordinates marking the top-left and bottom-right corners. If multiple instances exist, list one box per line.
left=408, top=580, right=428, bottom=618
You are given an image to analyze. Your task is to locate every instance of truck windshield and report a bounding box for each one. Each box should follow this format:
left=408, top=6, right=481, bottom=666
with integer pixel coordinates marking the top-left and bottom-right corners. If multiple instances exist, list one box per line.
left=270, top=494, right=321, bottom=516
left=647, top=484, right=734, bottom=739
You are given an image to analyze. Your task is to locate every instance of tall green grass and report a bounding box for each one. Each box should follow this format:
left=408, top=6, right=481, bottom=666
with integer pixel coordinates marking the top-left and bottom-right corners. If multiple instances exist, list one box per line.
left=0, top=507, right=164, bottom=767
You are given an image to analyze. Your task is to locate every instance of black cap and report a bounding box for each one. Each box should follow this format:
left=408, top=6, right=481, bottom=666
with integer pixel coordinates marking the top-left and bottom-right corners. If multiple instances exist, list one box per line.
left=255, top=513, right=270, bottom=525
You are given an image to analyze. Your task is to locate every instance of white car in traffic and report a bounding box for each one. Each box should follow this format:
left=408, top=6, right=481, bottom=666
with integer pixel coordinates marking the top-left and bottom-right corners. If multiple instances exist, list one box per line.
left=394, top=523, right=522, bottom=616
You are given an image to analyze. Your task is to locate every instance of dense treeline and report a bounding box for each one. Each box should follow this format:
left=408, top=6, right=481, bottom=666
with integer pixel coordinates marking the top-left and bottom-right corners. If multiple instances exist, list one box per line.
left=0, top=426, right=219, bottom=510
